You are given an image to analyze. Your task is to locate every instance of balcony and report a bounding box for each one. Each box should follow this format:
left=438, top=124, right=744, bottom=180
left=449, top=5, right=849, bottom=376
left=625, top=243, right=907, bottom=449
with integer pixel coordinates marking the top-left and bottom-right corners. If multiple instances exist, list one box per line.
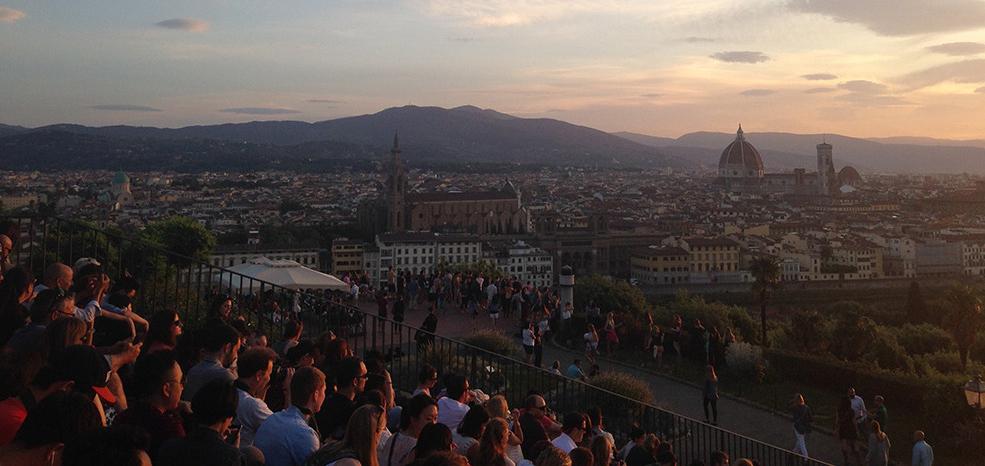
left=2, top=214, right=833, bottom=466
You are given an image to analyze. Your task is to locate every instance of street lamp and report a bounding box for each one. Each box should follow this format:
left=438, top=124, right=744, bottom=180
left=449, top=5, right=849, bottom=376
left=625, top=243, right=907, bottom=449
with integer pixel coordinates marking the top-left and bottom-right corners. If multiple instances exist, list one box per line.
left=964, top=375, right=985, bottom=409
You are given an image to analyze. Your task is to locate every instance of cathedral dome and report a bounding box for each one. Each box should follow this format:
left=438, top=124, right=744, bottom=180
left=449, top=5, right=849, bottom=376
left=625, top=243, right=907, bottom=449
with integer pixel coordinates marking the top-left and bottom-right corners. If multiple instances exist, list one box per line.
left=718, top=126, right=764, bottom=178
left=838, top=166, right=862, bottom=187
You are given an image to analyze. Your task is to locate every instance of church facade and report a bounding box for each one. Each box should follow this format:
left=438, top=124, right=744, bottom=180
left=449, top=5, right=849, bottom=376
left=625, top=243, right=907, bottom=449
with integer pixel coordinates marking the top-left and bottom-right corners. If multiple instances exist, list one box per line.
left=384, top=135, right=529, bottom=235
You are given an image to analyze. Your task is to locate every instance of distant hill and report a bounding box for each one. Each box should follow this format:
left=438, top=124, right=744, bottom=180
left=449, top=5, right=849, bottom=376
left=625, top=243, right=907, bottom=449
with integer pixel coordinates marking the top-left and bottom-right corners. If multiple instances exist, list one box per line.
left=614, top=130, right=985, bottom=174
left=14, top=106, right=686, bottom=170
left=0, top=130, right=379, bottom=172
left=0, top=124, right=28, bottom=138
left=867, top=136, right=985, bottom=149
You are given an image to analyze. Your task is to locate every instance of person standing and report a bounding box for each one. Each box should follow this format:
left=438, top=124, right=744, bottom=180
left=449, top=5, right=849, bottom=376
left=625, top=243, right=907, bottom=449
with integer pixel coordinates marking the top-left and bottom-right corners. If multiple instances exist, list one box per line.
left=836, top=396, right=863, bottom=466
left=254, top=367, right=327, bottom=466
left=522, top=321, right=536, bottom=364
left=702, top=365, right=719, bottom=426
left=866, top=420, right=891, bottom=466
left=532, top=322, right=544, bottom=368
left=911, top=431, right=934, bottom=466
left=871, top=395, right=888, bottom=429
left=848, top=388, right=867, bottom=435
left=791, top=393, right=812, bottom=458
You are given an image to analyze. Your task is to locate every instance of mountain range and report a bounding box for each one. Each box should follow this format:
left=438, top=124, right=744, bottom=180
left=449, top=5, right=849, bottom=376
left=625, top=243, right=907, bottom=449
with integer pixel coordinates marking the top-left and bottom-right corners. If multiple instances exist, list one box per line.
left=1, top=105, right=984, bottom=173
left=0, top=106, right=685, bottom=171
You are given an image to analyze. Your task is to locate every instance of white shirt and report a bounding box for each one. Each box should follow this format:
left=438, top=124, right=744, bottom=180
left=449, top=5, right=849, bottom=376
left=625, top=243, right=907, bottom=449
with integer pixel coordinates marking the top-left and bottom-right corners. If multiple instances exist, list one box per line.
left=452, top=432, right=478, bottom=455
left=75, top=299, right=101, bottom=324
left=618, top=440, right=636, bottom=460
left=552, top=433, right=578, bottom=454
left=850, top=395, right=867, bottom=422
left=236, top=388, right=273, bottom=447
left=522, top=329, right=535, bottom=347
left=486, top=283, right=498, bottom=301
left=436, top=397, right=470, bottom=430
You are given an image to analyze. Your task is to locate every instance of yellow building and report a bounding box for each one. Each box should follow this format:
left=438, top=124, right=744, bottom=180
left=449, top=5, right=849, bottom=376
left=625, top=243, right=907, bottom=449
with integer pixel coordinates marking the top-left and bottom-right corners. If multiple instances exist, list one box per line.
left=331, top=238, right=366, bottom=275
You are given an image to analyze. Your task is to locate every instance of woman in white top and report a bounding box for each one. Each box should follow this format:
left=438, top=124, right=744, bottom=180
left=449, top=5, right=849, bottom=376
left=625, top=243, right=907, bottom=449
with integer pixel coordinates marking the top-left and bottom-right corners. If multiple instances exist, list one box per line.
left=485, top=395, right=524, bottom=466
left=470, top=418, right=515, bottom=466
left=584, top=324, right=599, bottom=365
left=380, top=394, right=439, bottom=466
left=309, top=404, right=386, bottom=466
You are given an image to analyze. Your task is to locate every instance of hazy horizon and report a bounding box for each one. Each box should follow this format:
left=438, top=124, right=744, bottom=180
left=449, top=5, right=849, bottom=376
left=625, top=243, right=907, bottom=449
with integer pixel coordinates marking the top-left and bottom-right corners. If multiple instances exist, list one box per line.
left=4, top=1, right=985, bottom=138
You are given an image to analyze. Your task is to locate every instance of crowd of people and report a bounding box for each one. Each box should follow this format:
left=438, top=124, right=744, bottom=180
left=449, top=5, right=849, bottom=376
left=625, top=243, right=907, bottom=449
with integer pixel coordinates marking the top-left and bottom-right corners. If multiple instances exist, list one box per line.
left=0, top=227, right=940, bottom=466
left=0, top=255, right=752, bottom=466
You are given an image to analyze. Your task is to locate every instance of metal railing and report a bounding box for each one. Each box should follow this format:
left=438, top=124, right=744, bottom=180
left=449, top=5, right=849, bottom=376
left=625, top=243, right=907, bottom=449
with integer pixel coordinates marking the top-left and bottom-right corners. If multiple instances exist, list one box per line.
left=2, top=215, right=832, bottom=466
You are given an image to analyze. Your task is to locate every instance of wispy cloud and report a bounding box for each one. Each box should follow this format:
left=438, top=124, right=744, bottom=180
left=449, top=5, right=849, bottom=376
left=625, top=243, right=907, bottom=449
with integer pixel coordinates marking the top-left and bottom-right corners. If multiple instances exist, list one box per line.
left=448, top=36, right=476, bottom=43
left=835, top=93, right=910, bottom=107
left=926, top=42, right=985, bottom=56
left=307, top=99, right=343, bottom=104
left=838, top=80, right=888, bottom=94
left=422, top=1, right=738, bottom=28
left=802, top=73, right=837, bottom=81
left=740, top=89, right=776, bottom=96
left=90, top=104, right=162, bottom=112
left=804, top=87, right=837, bottom=94
left=683, top=36, right=716, bottom=43
left=640, top=93, right=662, bottom=98
left=220, top=107, right=301, bottom=115
left=788, top=0, right=985, bottom=36
left=977, top=86, right=985, bottom=93
left=155, top=18, right=209, bottom=32
left=895, top=59, right=985, bottom=90
left=710, top=51, right=770, bottom=64
left=0, top=6, right=25, bottom=23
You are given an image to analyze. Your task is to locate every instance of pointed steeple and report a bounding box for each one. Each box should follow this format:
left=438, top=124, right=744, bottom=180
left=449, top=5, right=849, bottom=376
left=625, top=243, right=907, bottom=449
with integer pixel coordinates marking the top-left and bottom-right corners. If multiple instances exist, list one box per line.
left=391, top=131, right=401, bottom=156
left=736, top=124, right=744, bottom=140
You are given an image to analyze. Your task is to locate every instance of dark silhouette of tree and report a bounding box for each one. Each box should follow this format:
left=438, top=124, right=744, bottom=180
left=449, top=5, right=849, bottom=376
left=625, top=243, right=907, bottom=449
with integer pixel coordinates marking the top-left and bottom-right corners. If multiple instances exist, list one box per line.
left=905, top=281, right=927, bottom=324
left=944, top=285, right=985, bottom=370
left=750, top=256, right=781, bottom=347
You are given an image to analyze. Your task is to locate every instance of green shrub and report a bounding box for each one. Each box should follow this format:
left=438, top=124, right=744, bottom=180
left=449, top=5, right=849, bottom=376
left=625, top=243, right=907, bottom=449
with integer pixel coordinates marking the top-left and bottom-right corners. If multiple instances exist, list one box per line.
left=588, top=371, right=654, bottom=405
left=725, top=341, right=766, bottom=383
left=657, top=293, right=758, bottom=344
left=574, top=275, right=647, bottom=318
left=916, top=351, right=965, bottom=375
left=896, top=323, right=955, bottom=355
left=462, top=330, right=520, bottom=359
left=867, top=327, right=913, bottom=372
left=785, top=309, right=831, bottom=353
left=829, top=310, right=877, bottom=361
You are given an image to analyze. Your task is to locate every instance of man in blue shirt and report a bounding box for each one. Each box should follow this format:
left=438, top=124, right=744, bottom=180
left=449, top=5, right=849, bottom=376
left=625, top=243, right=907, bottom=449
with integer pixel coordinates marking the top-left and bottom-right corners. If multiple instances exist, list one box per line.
left=255, top=366, right=327, bottom=466
left=911, top=430, right=934, bottom=466
left=566, top=359, right=587, bottom=381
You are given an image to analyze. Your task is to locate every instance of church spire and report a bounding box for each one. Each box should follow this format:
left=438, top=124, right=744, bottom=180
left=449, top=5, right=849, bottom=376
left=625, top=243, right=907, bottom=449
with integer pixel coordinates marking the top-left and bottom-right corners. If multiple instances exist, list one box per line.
left=391, top=131, right=400, bottom=155
left=736, top=124, right=744, bottom=140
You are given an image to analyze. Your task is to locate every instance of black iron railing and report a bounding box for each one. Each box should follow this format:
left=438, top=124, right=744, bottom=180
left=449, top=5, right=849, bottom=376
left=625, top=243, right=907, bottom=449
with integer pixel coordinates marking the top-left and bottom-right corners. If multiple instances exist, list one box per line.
left=2, top=215, right=832, bottom=466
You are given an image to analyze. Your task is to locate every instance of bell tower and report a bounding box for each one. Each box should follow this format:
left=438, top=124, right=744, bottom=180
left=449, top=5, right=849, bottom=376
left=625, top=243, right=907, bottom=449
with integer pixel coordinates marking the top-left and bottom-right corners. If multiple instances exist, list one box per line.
left=385, top=132, right=407, bottom=232
left=816, top=140, right=835, bottom=196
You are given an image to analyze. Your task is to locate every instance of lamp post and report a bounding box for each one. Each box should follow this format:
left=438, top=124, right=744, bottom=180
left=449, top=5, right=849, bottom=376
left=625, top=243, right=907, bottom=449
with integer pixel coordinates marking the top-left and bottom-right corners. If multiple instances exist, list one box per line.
left=964, top=375, right=985, bottom=410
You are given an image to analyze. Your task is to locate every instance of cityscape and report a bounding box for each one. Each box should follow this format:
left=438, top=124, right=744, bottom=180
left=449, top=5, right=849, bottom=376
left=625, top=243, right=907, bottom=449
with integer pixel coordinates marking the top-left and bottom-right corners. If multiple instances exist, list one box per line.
left=3, top=2, right=985, bottom=466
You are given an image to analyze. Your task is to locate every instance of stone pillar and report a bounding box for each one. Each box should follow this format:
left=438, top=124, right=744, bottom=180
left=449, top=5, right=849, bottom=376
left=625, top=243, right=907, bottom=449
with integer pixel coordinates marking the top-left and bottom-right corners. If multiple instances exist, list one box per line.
left=559, top=265, right=574, bottom=310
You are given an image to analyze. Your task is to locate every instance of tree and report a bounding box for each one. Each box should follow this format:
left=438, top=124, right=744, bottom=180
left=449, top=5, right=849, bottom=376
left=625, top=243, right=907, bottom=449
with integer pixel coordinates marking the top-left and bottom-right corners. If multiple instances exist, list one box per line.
left=905, top=281, right=927, bottom=324
left=787, top=309, right=830, bottom=353
left=943, top=285, right=985, bottom=370
left=829, top=310, right=877, bottom=361
left=574, top=275, right=646, bottom=317
left=750, top=256, right=781, bottom=347
left=140, top=216, right=216, bottom=267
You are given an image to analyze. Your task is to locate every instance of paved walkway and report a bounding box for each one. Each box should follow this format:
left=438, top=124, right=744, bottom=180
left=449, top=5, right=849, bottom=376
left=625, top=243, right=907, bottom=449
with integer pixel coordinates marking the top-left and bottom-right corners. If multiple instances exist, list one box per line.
left=352, top=302, right=840, bottom=464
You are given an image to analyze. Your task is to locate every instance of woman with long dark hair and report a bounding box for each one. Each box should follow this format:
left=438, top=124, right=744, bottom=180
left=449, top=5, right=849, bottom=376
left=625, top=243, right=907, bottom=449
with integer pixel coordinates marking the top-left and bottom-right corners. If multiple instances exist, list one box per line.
left=836, top=396, right=863, bottom=466
left=144, top=310, right=183, bottom=354
left=0, top=267, right=33, bottom=346
left=407, top=423, right=453, bottom=466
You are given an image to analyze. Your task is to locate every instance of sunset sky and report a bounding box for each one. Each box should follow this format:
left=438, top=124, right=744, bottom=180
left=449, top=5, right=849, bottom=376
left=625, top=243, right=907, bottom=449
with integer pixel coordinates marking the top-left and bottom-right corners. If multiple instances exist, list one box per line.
left=3, top=1, right=985, bottom=138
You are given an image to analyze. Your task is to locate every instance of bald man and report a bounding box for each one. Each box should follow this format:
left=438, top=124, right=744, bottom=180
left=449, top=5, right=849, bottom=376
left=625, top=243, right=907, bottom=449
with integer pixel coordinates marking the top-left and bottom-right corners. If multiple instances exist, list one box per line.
left=912, top=431, right=934, bottom=466
left=26, top=263, right=73, bottom=307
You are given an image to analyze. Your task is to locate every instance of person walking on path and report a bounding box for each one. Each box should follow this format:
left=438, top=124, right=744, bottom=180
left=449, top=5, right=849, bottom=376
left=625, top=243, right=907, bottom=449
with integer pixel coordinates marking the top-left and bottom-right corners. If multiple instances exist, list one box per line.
left=866, top=420, right=891, bottom=466
left=791, top=393, right=813, bottom=458
left=836, top=396, right=863, bottom=466
left=911, top=431, right=934, bottom=466
left=702, top=365, right=719, bottom=425
left=584, top=324, right=599, bottom=365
